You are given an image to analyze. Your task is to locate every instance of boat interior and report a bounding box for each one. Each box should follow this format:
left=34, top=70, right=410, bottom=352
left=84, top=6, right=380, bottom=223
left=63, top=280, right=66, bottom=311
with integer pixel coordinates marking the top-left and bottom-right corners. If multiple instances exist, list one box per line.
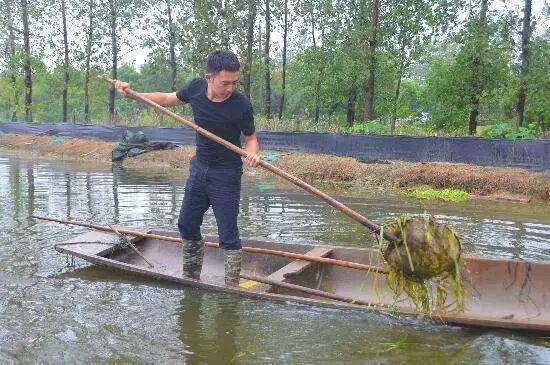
left=56, top=228, right=550, bottom=331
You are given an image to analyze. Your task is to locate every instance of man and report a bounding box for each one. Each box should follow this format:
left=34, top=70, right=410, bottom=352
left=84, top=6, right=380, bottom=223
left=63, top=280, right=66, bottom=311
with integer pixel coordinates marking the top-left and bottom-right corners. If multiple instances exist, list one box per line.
left=114, top=50, right=261, bottom=286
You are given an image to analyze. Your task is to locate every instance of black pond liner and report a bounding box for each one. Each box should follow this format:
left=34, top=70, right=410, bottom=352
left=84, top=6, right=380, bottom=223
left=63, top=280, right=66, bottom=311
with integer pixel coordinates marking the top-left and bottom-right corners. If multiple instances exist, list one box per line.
left=1, top=122, right=548, bottom=170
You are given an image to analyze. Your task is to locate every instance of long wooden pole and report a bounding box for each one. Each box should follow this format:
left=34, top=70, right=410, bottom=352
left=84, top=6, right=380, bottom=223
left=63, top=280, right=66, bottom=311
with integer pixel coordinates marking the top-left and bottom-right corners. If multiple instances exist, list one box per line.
left=32, top=215, right=387, bottom=274
left=98, top=75, right=400, bottom=245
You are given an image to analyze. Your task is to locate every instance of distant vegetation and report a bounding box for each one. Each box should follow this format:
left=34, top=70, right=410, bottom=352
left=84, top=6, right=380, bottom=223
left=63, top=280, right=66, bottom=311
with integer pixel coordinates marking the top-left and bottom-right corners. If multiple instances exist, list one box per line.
left=0, top=0, right=548, bottom=139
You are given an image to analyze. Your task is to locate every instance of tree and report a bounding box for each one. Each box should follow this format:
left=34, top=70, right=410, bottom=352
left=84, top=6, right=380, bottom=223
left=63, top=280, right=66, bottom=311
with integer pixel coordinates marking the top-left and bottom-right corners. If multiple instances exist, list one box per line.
left=515, top=0, right=532, bottom=129
left=468, top=0, right=489, bottom=135
left=363, top=0, right=380, bottom=121
left=20, top=0, right=32, bottom=122
left=61, top=0, right=70, bottom=123
left=166, top=0, right=178, bottom=91
left=107, top=0, right=117, bottom=124
left=83, top=0, right=95, bottom=124
left=263, top=0, right=272, bottom=118
left=2, top=0, right=19, bottom=122
left=243, top=0, right=256, bottom=100
left=385, top=0, right=461, bottom=134
left=278, top=0, right=288, bottom=118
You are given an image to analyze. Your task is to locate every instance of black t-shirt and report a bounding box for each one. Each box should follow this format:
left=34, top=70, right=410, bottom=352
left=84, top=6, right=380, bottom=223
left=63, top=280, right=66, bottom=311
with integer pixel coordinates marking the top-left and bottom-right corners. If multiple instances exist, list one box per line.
left=176, top=78, right=255, bottom=167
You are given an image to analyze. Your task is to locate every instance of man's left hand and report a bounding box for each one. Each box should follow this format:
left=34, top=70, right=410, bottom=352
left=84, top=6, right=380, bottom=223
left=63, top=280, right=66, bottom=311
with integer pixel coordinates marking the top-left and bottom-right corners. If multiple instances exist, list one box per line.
left=243, top=153, right=261, bottom=167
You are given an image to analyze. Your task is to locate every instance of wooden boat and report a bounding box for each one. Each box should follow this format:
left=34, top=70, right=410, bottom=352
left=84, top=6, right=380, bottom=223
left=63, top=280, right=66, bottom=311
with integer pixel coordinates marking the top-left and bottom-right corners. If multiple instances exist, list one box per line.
left=54, top=227, right=550, bottom=334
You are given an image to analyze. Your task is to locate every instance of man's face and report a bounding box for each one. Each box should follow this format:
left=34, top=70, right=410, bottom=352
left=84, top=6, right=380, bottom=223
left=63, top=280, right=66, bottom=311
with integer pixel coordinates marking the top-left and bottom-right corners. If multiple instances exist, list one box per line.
left=206, top=70, right=239, bottom=99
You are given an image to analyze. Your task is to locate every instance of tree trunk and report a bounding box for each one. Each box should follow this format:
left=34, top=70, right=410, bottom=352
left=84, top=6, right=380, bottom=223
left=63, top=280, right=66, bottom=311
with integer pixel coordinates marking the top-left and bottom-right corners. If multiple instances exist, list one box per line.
left=278, top=0, right=288, bottom=119
left=515, top=0, right=532, bottom=129
left=84, top=0, right=94, bottom=124
left=390, top=42, right=406, bottom=135
left=363, top=0, right=379, bottom=121
left=243, top=0, right=255, bottom=100
left=21, top=0, right=33, bottom=122
left=166, top=0, right=177, bottom=92
left=61, top=0, right=69, bottom=123
left=263, top=0, right=271, bottom=118
left=4, top=0, right=18, bottom=122
left=468, top=0, right=488, bottom=136
left=311, top=4, right=320, bottom=124
left=108, top=0, right=118, bottom=124
left=468, top=67, right=480, bottom=136
left=347, top=86, right=358, bottom=127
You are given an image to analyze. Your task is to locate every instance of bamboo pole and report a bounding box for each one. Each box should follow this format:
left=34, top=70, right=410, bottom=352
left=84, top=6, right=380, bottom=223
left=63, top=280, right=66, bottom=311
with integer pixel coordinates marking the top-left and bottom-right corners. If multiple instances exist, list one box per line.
left=32, top=214, right=388, bottom=274
left=108, top=224, right=156, bottom=268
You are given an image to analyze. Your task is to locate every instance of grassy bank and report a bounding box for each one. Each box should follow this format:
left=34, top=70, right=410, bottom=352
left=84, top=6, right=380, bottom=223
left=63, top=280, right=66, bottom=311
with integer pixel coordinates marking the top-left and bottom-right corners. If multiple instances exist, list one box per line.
left=1, top=133, right=548, bottom=203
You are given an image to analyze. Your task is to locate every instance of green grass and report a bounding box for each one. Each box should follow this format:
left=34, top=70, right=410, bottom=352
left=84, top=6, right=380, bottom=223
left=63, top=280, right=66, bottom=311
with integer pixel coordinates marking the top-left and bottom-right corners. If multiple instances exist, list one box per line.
left=409, top=188, right=469, bottom=202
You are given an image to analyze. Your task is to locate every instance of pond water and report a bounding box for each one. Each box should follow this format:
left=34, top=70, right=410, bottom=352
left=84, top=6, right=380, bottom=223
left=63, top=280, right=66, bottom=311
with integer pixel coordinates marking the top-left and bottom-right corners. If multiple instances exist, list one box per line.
left=1, top=154, right=549, bottom=363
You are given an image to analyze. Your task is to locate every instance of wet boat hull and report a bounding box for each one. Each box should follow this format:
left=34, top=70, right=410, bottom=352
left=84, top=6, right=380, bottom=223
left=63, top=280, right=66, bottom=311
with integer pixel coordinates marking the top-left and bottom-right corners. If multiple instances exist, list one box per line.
left=55, top=228, right=550, bottom=334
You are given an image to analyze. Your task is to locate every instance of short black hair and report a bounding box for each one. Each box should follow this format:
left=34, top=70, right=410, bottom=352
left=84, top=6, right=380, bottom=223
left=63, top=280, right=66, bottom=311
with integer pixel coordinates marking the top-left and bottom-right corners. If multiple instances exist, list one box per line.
left=205, top=50, right=240, bottom=74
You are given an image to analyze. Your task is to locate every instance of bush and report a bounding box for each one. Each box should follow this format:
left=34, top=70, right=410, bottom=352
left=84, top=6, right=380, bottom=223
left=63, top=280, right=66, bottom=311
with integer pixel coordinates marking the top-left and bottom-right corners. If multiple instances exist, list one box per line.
left=342, top=117, right=437, bottom=136
left=478, top=122, right=540, bottom=139
left=345, top=120, right=389, bottom=134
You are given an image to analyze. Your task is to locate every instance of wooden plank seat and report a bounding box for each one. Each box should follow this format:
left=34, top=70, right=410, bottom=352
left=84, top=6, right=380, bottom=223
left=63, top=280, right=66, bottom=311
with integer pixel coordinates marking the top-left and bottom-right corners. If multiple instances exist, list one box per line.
left=242, top=246, right=333, bottom=293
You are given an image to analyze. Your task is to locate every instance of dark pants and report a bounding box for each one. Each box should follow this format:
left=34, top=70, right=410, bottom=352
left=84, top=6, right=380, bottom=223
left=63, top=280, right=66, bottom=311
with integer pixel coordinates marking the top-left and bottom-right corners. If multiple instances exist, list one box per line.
left=178, top=157, right=243, bottom=250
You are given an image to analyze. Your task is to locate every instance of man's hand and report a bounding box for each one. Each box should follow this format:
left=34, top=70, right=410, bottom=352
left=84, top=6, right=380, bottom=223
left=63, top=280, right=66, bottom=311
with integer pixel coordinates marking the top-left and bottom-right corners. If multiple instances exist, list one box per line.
left=243, top=153, right=261, bottom=167
left=243, top=134, right=261, bottom=167
left=114, top=80, right=131, bottom=97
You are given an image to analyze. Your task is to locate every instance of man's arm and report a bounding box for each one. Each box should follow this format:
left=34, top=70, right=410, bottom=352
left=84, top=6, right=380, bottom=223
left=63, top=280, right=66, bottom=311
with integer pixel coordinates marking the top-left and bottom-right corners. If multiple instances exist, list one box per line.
left=113, top=80, right=183, bottom=107
left=243, top=133, right=261, bottom=167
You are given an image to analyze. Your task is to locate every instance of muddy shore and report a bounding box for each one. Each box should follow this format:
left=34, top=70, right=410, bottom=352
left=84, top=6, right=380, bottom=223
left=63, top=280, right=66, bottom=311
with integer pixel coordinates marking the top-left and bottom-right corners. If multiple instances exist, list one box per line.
left=1, top=133, right=548, bottom=203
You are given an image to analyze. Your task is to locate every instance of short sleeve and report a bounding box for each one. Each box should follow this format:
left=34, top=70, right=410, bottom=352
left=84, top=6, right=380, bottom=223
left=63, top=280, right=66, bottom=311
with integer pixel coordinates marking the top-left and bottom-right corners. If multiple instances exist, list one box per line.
left=239, top=101, right=255, bottom=136
left=176, top=78, right=202, bottom=103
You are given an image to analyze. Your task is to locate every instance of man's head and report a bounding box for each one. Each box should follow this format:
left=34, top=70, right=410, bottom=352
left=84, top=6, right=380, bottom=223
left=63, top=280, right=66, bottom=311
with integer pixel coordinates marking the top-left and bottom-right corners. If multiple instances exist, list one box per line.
left=205, top=51, right=240, bottom=100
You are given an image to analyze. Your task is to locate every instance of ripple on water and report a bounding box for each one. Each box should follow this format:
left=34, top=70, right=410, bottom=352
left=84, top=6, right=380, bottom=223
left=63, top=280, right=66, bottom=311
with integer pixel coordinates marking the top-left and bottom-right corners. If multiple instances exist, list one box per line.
left=0, top=154, right=549, bottom=362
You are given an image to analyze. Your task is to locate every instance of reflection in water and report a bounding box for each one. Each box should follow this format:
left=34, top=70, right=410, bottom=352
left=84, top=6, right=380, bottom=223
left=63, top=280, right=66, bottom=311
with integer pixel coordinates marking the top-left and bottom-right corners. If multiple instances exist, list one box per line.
left=112, top=167, right=120, bottom=224
left=1, top=155, right=550, bottom=260
left=0, top=154, right=549, bottom=362
left=178, top=291, right=240, bottom=364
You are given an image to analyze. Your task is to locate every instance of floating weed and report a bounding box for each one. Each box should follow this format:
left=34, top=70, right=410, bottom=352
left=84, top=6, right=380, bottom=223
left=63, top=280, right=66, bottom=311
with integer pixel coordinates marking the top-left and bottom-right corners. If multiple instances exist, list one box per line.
left=410, top=188, right=469, bottom=202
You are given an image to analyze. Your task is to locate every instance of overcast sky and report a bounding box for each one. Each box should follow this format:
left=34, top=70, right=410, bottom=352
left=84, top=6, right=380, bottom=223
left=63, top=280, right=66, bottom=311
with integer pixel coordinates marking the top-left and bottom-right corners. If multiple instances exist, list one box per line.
left=122, top=0, right=547, bottom=70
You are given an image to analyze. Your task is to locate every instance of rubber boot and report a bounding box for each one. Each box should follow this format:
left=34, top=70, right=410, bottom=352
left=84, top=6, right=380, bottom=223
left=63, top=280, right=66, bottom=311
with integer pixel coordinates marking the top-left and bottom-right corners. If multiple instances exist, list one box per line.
left=181, top=239, right=204, bottom=280
left=224, top=249, right=242, bottom=286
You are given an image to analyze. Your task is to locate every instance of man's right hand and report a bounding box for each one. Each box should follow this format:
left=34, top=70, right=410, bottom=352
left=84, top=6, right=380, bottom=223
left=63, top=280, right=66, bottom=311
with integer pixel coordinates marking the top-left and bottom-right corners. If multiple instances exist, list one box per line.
left=114, top=80, right=131, bottom=97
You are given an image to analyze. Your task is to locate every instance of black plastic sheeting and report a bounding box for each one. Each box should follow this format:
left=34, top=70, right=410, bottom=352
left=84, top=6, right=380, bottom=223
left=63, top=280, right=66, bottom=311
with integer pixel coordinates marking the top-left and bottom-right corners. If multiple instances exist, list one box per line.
left=1, top=122, right=548, bottom=170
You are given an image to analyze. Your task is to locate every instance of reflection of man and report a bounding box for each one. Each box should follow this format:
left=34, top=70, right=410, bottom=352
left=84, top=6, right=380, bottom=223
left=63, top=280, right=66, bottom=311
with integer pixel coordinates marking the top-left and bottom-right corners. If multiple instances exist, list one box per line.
left=177, top=293, right=240, bottom=363
left=114, top=51, right=260, bottom=285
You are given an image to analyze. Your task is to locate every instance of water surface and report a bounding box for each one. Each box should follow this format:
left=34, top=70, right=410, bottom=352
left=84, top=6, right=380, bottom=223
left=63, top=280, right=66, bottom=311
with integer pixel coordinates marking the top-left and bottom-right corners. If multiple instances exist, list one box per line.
left=1, top=154, right=549, bottom=363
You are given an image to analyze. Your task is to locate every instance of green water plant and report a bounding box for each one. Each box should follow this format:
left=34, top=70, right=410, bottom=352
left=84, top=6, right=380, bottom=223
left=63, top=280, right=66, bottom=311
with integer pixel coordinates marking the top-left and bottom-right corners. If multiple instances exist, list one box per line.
left=411, top=188, right=469, bottom=203
left=382, top=215, right=465, bottom=313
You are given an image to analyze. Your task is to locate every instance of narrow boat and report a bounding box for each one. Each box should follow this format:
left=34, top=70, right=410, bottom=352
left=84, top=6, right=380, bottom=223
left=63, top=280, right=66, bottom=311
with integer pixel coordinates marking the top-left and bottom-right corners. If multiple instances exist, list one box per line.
left=54, top=227, right=550, bottom=334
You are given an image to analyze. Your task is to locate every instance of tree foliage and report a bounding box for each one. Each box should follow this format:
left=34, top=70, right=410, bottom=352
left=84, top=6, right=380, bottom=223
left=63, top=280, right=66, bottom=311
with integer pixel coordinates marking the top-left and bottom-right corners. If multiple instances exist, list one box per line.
left=0, top=0, right=547, bottom=137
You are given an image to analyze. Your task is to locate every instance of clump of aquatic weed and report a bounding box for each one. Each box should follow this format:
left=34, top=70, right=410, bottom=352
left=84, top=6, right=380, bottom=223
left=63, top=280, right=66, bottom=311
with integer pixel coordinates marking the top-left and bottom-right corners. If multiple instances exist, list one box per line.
left=382, top=215, right=465, bottom=313
left=410, top=188, right=469, bottom=203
